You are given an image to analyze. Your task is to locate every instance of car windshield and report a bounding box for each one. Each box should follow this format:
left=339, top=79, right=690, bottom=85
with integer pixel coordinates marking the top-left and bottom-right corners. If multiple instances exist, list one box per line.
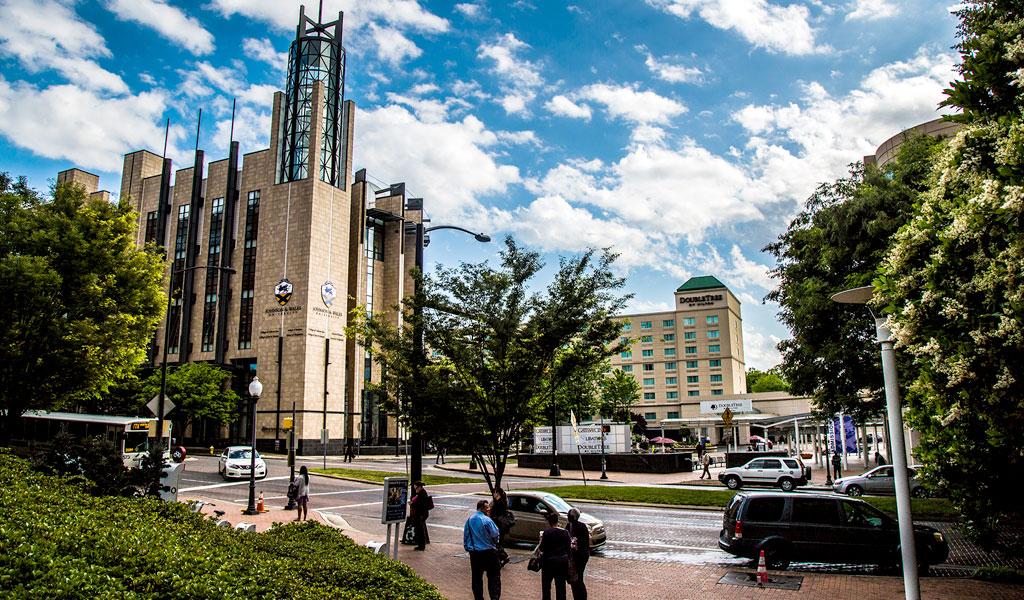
left=543, top=495, right=573, bottom=513
left=228, top=449, right=257, bottom=460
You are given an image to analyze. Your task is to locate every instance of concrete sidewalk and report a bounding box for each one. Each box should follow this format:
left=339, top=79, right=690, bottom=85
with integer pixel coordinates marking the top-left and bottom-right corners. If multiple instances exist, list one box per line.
left=178, top=494, right=1023, bottom=600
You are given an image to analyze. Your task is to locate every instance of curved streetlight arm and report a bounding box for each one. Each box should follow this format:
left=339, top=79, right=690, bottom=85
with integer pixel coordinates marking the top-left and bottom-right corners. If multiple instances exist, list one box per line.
left=424, top=224, right=491, bottom=243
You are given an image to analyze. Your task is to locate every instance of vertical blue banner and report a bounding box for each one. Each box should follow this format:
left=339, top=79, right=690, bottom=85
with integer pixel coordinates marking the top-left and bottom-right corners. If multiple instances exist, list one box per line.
left=831, top=416, right=858, bottom=454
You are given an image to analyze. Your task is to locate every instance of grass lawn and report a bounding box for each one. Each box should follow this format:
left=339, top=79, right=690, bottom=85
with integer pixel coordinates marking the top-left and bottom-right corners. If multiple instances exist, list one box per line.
left=313, top=467, right=479, bottom=486
left=536, top=485, right=958, bottom=521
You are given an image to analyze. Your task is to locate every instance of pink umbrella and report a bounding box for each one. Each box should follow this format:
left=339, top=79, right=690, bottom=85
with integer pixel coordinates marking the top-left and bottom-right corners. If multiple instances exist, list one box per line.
left=649, top=436, right=677, bottom=445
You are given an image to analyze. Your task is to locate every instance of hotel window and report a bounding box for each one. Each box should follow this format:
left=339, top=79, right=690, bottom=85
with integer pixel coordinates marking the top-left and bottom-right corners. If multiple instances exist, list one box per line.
left=683, top=317, right=695, bottom=326
left=622, top=323, right=631, bottom=330
left=644, top=411, right=656, bottom=419
left=686, top=360, right=698, bottom=368
left=238, top=191, right=259, bottom=350
left=666, top=377, right=677, bottom=385
left=663, top=319, right=674, bottom=327
left=144, top=211, right=158, bottom=244
left=643, top=395, right=655, bottom=402
left=710, top=374, right=723, bottom=383
left=707, top=315, right=719, bottom=324
left=709, top=359, right=722, bottom=367
left=687, top=375, right=699, bottom=383
left=708, top=330, right=720, bottom=339
left=664, top=348, right=676, bottom=356
left=709, top=344, right=721, bottom=353
left=620, top=337, right=630, bottom=344
left=643, top=378, right=655, bottom=386
left=643, top=364, right=654, bottom=372
left=685, top=346, right=697, bottom=354
left=642, top=349, right=654, bottom=357
left=663, top=333, right=675, bottom=341
left=688, top=390, right=700, bottom=397
left=622, top=365, right=633, bottom=372
left=711, top=389, right=724, bottom=396
left=640, top=321, right=652, bottom=329
left=621, top=351, right=632, bottom=358
left=684, top=332, right=697, bottom=340
left=640, top=335, right=653, bottom=343
left=201, top=198, right=224, bottom=353
left=665, top=362, right=677, bottom=370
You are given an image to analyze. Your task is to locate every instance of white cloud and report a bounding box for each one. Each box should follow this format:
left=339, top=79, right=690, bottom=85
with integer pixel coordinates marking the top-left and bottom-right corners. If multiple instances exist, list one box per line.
left=0, top=0, right=126, bottom=92
left=846, top=0, right=899, bottom=21
left=478, top=33, right=544, bottom=115
left=742, top=328, right=783, bottom=370
left=577, top=83, right=687, bottom=125
left=368, top=23, right=423, bottom=64
left=497, top=130, right=541, bottom=146
left=0, top=78, right=184, bottom=172
left=208, top=0, right=449, bottom=33
left=355, top=104, right=521, bottom=220
left=242, top=38, right=287, bottom=70
left=638, top=47, right=705, bottom=84
left=645, top=0, right=831, bottom=55
left=210, top=106, right=271, bottom=156
left=178, top=62, right=277, bottom=107
left=544, top=95, right=593, bottom=120
left=104, top=0, right=214, bottom=55
left=454, top=3, right=483, bottom=18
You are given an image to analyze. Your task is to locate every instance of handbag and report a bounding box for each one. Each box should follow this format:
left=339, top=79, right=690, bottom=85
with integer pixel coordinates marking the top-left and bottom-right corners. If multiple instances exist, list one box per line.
left=286, top=482, right=298, bottom=501
left=527, top=542, right=541, bottom=572
left=567, top=558, right=579, bottom=584
left=497, top=546, right=510, bottom=568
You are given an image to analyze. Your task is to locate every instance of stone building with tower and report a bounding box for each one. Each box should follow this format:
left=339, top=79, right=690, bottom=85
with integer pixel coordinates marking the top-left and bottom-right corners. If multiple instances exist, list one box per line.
left=56, top=7, right=420, bottom=455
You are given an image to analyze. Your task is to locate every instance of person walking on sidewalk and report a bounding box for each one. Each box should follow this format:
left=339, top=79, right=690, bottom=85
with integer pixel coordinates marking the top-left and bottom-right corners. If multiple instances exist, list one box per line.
left=832, top=452, right=843, bottom=480
left=464, top=499, right=501, bottom=600
left=538, top=511, right=572, bottom=600
left=409, top=481, right=433, bottom=550
left=699, top=452, right=712, bottom=479
left=566, top=508, right=590, bottom=600
left=344, top=441, right=355, bottom=463
left=292, top=465, right=310, bottom=521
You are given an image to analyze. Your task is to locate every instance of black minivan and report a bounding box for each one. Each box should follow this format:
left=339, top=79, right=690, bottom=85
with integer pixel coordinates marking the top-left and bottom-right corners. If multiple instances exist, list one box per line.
left=718, top=491, right=949, bottom=572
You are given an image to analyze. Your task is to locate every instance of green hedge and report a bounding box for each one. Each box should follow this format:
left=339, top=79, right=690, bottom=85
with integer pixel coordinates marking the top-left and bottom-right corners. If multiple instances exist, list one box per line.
left=314, top=467, right=477, bottom=486
left=0, top=451, right=443, bottom=600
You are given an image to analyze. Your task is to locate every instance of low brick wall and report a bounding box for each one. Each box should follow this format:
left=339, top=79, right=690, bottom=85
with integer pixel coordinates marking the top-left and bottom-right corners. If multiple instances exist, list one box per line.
left=517, top=452, right=693, bottom=473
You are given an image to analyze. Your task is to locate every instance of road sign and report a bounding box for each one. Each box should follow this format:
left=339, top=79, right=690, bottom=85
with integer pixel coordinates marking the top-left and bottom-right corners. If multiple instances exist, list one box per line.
left=722, top=407, right=734, bottom=426
left=147, top=394, right=175, bottom=418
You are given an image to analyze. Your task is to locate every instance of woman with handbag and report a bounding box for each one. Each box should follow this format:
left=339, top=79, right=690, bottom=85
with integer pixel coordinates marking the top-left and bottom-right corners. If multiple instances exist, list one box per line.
left=291, top=465, right=309, bottom=521
left=489, top=487, right=512, bottom=566
left=565, top=508, right=590, bottom=600
left=537, top=511, right=571, bottom=600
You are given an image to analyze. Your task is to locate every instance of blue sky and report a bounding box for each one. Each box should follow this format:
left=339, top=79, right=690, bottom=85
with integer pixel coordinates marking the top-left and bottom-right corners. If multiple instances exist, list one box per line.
left=0, top=0, right=961, bottom=369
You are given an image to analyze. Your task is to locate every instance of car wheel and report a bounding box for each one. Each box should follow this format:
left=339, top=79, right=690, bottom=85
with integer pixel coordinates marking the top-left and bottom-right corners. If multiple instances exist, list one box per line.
left=725, top=475, right=741, bottom=490
left=778, top=477, right=795, bottom=492
left=846, top=484, right=864, bottom=497
left=761, top=543, right=790, bottom=570
left=911, top=487, right=929, bottom=498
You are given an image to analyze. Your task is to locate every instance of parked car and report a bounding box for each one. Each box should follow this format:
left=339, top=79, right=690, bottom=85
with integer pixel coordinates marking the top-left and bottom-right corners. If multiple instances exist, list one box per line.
left=718, top=456, right=809, bottom=491
left=505, top=491, right=606, bottom=552
left=718, top=491, right=949, bottom=572
left=218, top=446, right=267, bottom=480
left=833, top=465, right=932, bottom=497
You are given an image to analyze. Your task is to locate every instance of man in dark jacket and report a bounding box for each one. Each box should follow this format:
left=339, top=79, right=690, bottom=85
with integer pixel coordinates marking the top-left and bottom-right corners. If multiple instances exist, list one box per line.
left=409, top=481, right=432, bottom=550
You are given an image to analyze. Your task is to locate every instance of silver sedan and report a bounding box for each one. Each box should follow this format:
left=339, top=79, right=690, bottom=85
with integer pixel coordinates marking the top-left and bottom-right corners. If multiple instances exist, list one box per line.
left=505, top=491, right=606, bottom=552
left=832, top=464, right=931, bottom=497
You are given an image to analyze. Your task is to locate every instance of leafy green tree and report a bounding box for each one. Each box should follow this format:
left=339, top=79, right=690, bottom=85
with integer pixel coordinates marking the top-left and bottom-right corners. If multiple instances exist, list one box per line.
left=764, top=134, right=945, bottom=420
left=350, top=237, right=630, bottom=491
left=876, top=1, right=1024, bottom=545
left=538, top=354, right=607, bottom=427
left=137, top=362, right=239, bottom=441
left=745, top=367, right=790, bottom=393
left=599, top=368, right=641, bottom=424
left=0, top=176, right=165, bottom=443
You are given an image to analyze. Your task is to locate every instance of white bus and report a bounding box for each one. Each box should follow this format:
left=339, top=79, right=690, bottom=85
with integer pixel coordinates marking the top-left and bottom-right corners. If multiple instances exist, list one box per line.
left=17, top=410, right=172, bottom=467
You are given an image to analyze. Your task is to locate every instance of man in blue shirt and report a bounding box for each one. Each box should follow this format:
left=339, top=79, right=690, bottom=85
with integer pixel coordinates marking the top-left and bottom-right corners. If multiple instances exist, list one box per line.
left=463, top=499, right=501, bottom=600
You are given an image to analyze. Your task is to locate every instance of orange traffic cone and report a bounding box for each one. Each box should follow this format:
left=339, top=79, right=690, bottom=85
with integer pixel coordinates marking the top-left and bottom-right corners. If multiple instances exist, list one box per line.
left=257, top=491, right=265, bottom=513
left=757, top=550, right=769, bottom=586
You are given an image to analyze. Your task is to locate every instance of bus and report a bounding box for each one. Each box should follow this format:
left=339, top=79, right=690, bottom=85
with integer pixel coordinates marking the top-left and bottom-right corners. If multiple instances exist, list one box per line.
left=15, top=410, right=172, bottom=467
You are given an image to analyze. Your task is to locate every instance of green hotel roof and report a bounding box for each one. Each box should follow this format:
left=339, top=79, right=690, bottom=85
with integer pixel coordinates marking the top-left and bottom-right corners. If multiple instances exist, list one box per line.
left=676, top=275, right=727, bottom=292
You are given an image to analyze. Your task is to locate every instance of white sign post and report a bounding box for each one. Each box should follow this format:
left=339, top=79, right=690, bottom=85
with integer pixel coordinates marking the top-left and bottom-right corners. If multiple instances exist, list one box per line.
left=534, top=424, right=629, bottom=454
left=382, top=477, right=408, bottom=560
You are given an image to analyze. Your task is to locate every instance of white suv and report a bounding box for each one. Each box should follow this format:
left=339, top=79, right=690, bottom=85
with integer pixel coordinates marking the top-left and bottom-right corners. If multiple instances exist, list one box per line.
left=718, top=457, right=808, bottom=492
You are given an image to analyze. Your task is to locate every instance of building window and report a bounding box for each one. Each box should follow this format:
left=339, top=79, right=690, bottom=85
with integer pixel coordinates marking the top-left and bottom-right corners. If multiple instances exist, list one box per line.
left=663, top=319, right=674, bottom=327
left=709, top=344, right=721, bottom=353
left=663, top=333, right=675, bottom=341
left=709, top=359, right=722, bottom=367
left=711, top=389, right=724, bottom=396
left=710, top=374, right=723, bottom=383
left=643, top=378, right=655, bottom=386
left=643, top=395, right=655, bottom=402
left=708, top=330, right=720, bottom=339
left=664, top=348, right=676, bottom=356
left=683, top=317, right=695, bottom=326
left=644, top=411, right=656, bottom=419
left=366, top=219, right=384, bottom=260
left=642, top=349, right=654, bottom=357
left=665, top=362, right=677, bottom=370
left=667, top=410, right=678, bottom=417
left=686, top=360, right=698, bottom=369
left=622, top=365, right=633, bottom=372
left=684, top=332, right=697, bottom=340
left=666, top=377, right=677, bottom=385
left=685, top=346, right=697, bottom=354
left=144, top=211, right=158, bottom=244
left=687, top=375, right=699, bottom=383
left=173, top=204, right=190, bottom=262
left=688, top=390, right=700, bottom=397
left=640, top=321, right=652, bottom=329
left=238, top=191, right=259, bottom=350
left=643, top=364, right=654, bottom=372
left=621, top=351, right=632, bottom=358
left=201, top=197, right=224, bottom=353
left=622, top=322, right=631, bottom=330
left=620, top=337, right=630, bottom=344
left=640, top=335, right=653, bottom=343
left=707, top=315, right=719, bottom=324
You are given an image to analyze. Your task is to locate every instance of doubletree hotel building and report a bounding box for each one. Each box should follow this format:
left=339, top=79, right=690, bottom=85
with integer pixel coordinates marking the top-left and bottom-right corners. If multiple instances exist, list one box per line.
left=55, top=7, right=423, bottom=455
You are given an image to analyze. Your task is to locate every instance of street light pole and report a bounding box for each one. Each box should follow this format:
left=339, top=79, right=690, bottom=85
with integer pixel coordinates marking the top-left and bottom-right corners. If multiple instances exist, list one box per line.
left=243, top=375, right=263, bottom=515
left=833, top=285, right=919, bottom=600
left=599, top=413, right=608, bottom=480
left=284, top=401, right=297, bottom=510
left=408, top=222, right=490, bottom=485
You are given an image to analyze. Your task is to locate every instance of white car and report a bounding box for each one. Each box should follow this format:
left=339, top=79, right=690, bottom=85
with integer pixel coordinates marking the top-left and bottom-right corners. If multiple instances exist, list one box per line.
left=718, top=456, right=809, bottom=492
left=218, top=446, right=267, bottom=480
